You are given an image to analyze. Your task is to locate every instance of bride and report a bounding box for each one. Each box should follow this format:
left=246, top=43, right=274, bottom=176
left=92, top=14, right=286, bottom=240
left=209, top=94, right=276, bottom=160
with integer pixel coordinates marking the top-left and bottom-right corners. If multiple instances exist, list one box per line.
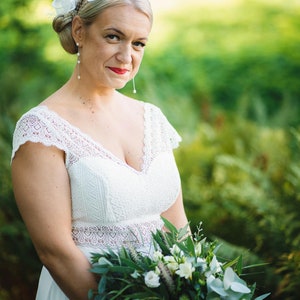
left=11, top=0, right=188, bottom=299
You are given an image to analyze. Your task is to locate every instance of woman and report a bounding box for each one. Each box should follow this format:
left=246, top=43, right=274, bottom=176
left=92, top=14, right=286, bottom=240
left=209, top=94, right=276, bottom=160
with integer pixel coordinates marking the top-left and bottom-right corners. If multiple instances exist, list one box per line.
left=11, top=0, right=188, bottom=299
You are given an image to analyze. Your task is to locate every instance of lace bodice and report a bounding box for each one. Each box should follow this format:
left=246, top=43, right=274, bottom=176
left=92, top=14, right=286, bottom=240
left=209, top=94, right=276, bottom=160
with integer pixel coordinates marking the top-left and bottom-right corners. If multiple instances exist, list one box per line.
left=12, top=103, right=181, bottom=254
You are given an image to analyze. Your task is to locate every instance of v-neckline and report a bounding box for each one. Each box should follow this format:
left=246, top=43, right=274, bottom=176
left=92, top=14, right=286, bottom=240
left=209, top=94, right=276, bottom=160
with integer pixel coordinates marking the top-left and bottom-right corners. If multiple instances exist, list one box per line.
left=37, top=103, right=148, bottom=174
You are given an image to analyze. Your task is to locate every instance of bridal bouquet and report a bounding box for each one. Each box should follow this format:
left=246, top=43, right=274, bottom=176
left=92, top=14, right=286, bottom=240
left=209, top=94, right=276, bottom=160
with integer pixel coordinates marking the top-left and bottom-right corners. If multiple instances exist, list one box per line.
left=88, top=218, right=270, bottom=300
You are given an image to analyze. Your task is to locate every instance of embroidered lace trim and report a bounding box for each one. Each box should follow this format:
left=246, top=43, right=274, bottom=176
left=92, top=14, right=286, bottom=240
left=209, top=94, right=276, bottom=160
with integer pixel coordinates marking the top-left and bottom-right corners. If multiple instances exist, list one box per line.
left=72, top=219, right=163, bottom=249
left=11, top=103, right=181, bottom=171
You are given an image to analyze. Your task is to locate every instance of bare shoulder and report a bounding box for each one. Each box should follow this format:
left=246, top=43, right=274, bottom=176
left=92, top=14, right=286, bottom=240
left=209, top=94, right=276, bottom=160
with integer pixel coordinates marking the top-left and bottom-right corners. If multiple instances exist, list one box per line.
left=39, top=88, right=68, bottom=112
left=119, top=93, right=145, bottom=115
left=12, top=142, right=65, bottom=173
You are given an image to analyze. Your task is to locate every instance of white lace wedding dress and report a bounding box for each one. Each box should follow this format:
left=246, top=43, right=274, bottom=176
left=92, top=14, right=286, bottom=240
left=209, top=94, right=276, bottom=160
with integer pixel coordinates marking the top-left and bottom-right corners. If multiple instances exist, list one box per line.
left=11, top=102, right=182, bottom=299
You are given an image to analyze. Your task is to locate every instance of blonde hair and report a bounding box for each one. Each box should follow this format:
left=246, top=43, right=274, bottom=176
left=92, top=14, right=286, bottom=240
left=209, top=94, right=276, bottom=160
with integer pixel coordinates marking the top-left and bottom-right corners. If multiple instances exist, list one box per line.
left=52, top=0, right=153, bottom=54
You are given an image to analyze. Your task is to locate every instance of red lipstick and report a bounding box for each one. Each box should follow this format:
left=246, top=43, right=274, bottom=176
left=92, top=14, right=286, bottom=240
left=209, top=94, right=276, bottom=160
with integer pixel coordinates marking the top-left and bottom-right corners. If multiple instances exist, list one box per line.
left=108, top=67, right=128, bottom=75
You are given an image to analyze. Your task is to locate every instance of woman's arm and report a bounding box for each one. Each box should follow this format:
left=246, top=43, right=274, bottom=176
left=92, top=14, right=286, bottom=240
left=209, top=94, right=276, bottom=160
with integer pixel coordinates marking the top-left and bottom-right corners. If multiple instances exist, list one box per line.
left=11, top=142, right=97, bottom=299
left=161, top=188, right=188, bottom=230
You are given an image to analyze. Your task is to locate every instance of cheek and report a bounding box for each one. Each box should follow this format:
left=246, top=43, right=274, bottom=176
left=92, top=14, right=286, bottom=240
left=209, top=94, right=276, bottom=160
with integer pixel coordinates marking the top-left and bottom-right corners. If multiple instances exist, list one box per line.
left=133, top=52, right=145, bottom=67
left=88, top=40, right=114, bottom=59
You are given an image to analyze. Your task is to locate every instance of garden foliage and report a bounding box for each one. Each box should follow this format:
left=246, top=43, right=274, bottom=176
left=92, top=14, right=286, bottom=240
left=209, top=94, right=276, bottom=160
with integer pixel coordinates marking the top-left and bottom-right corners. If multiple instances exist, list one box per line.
left=0, top=0, right=299, bottom=299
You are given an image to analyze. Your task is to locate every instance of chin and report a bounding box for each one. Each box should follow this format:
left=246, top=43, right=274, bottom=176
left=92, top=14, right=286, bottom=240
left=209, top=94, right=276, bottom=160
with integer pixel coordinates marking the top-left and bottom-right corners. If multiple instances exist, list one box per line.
left=114, top=82, right=128, bottom=90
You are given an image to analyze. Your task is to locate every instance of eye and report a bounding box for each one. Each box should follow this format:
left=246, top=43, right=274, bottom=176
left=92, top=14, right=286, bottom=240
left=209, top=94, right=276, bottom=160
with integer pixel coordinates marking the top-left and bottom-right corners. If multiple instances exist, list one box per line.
left=133, top=41, right=146, bottom=50
left=105, top=34, right=120, bottom=42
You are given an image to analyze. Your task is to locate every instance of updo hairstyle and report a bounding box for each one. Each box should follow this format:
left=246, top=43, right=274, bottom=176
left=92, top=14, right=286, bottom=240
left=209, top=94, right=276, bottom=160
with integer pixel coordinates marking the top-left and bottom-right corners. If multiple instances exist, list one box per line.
left=52, top=0, right=153, bottom=54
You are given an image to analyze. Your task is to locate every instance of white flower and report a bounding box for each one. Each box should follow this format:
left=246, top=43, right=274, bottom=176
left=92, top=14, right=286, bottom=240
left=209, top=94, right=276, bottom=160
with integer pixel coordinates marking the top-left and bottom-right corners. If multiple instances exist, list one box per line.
left=205, top=255, right=223, bottom=277
left=175, top=261, right=195, bottom=279
left=170, top=244, right=182, bottom=256
left=153, top=251, right=163, bottom=262
left=52, top=0, right=95, bottom=16
left=164, top=255, right=176, bottom=262
left=167, top=261, right=179, bottom=273
left=206, top=275, right=227, bottom=297
left=196, top=257, right=207, bottom=272
left=163, top=255, right=179, bottom=272
left=144, top=271, right=160, bottom=288
left=223, top=267, right=251, bottom=294
left=207, top=268, right=251, bottom=299
left=195, top=242, right=202, bottom=256
left=52, top=0, right=76, bottom=15
left=164, top=255, right=176, bottom=263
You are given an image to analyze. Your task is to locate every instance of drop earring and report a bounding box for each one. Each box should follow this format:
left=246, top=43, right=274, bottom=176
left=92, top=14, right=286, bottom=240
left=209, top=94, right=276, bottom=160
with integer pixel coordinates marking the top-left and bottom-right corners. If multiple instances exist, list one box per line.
left=76, top=42, right=81, bottom=80
left=132, top=77, right=137, bottom=94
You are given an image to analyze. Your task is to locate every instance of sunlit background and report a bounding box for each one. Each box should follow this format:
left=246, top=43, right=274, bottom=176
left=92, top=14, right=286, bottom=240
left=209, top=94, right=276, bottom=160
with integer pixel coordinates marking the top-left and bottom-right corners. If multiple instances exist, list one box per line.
left=1, top=0, right=300, bottom=299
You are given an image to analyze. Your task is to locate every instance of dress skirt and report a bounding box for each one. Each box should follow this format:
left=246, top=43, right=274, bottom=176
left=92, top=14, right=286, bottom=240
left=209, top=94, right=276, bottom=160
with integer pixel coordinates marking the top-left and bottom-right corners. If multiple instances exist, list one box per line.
left=36, top=267, right=68, bottom=300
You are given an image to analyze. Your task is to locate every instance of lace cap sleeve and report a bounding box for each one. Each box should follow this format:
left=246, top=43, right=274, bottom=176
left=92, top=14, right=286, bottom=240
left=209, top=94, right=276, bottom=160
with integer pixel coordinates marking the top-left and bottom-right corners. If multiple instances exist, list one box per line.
left=146, top=103, right=182, bottom=155
left=11, top=108, right=65, bottom=161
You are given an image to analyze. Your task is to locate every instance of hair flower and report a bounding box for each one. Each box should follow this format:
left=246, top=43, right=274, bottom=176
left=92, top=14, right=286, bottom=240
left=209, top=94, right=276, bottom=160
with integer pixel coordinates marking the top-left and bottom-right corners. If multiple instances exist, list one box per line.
left=52, top=0, right=95, bottom=16
left=52, top=0, right=76, bottom=15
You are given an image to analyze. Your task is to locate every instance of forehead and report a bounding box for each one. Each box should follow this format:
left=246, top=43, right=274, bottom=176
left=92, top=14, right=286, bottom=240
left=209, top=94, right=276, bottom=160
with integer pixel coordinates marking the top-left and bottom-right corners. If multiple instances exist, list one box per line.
left=92, top=5, right=152, bottom=36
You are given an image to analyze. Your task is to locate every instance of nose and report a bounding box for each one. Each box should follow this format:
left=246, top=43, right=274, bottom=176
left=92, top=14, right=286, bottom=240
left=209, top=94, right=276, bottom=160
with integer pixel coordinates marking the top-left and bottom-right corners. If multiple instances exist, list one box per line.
left=116, top=43, right=132, bottom=64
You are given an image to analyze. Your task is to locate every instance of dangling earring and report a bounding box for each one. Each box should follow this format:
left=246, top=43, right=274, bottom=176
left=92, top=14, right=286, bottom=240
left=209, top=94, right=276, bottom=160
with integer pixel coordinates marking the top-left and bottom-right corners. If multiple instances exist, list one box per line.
left=132, top=77, right=137, bottom=94
left=76, top=42, right=81, bottom=80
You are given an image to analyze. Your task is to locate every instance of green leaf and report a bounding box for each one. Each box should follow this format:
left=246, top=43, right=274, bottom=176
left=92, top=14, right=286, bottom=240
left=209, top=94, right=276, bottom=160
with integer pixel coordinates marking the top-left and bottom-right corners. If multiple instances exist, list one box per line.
left=176, top=242, right=189, bottom=254
left=152, top=230, right=172, bottom=254
left=120, top=257, right=144, bottom=270
left=185, top=235, right=196, bottom=255
left=255, top=293, right=271, bottom=300
left=108, top=283, right=136, bottom=300
left=109, top=265, right=135, bottom=274
left=222, top=255, right=240, bottom=270
left=90, top=266, right=109, bottom=275
left=243, top=262, right=269, bottom=269
left=177, top=223, right=190, bottom=240
left=236, top=255, right=243, bottom=275
left=161, top=217, right=179, bottom=235
left=118, top=247, right=129, bottom=259
left=88, top=289, right=94, bottom=300
left=213, top=243, right=222, bottom=254
left=126, top=291, right=161, bottom=299
left=98, top=275, right=107, bottom=294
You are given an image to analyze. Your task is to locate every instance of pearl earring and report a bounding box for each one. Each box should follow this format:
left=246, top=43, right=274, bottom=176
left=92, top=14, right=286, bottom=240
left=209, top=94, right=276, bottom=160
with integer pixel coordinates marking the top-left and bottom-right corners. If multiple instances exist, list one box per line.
left=132, top=77, right=137, bottom=94
left=76, top=42, right=81, bottom=80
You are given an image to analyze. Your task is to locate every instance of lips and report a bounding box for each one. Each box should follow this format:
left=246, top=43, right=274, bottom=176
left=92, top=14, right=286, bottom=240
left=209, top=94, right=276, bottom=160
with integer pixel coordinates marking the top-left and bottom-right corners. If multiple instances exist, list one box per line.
left=108, top=67, right=129, bottom=75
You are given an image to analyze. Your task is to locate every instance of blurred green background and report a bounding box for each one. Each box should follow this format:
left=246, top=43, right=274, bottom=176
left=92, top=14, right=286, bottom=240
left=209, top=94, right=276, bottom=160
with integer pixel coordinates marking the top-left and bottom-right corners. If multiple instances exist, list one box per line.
left=1, top=0, right=299, bottom=299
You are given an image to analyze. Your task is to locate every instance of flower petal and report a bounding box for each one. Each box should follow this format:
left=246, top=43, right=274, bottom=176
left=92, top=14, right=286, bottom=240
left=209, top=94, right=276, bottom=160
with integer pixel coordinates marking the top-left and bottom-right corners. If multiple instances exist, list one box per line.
left=209, top=255, right=222, bottom=274
left=231, top=281, right=251, bottom=293
left=223, top=267, right=235, bottom=290
left=208, top=277, right=228, bottom=297
left=144, top=271, right=160, bottom=288
left=175, top=261, right=195, bottom=279
left=52, top=0, right=76, bottom=15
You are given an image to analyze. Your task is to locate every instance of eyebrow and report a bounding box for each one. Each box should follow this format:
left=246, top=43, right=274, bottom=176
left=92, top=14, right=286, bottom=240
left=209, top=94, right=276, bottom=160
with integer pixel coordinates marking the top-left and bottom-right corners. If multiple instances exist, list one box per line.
left=104, top=27, right=148, bottom=41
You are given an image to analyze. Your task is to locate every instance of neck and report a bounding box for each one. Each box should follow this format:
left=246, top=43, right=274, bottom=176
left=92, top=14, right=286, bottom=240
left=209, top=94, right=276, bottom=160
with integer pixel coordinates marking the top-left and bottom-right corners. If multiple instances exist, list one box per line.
left=67, top=70, right=119, bottom=106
